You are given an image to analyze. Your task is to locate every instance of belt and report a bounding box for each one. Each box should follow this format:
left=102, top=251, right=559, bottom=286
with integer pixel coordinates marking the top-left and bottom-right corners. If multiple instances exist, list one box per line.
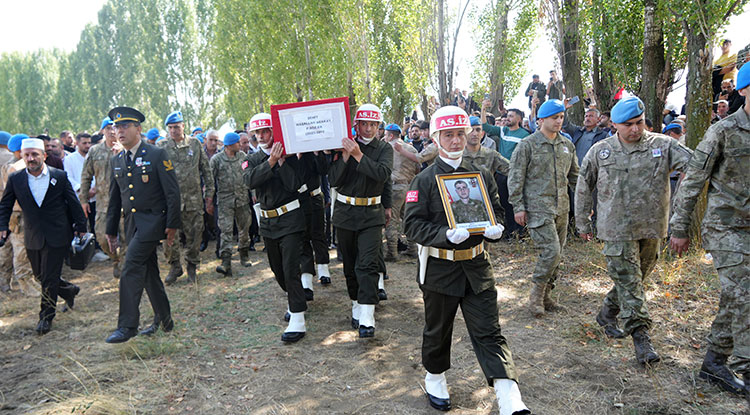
left=260, top=199, right=300, bottom=218
left=336, top=193, right=381, bottom=206
left=309, top=187, right=322, bottom=197
left=298, top=184, right=308, bottom=193
left=427, top=242, right=484, bottom=261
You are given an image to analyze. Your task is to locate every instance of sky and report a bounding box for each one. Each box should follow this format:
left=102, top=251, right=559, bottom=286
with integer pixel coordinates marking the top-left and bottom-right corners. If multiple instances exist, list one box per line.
left=1, top=0, right=749, bottom=114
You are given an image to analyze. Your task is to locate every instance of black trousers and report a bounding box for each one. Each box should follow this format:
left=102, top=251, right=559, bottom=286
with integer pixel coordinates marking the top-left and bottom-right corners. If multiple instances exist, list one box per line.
left=27, top=244, right=77, bottom=323
left=118, top=235, right=171, bottom=329
left=265, top=231, right=307, bottom=313
left=495, top=173, right=523, bottom=238
left=337, top=226, right=382, bottom=305
left=301, top=200, right=330, bottom=275
left=421, top=284, right=517, bottom=385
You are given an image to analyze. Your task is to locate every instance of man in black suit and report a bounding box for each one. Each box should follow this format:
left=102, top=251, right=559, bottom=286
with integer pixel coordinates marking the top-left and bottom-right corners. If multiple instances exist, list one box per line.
left=0, top=138, right=87, bottom=335
left=104, top=107, right=182, bottom=344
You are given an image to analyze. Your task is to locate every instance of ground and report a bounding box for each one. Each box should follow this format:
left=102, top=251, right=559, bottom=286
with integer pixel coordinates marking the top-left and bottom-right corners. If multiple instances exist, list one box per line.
left=0, top=237, right=748, bottom=415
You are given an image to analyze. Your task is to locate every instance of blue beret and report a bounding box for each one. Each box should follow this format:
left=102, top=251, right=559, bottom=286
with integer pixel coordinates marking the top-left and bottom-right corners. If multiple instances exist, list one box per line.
left=384, top=123, right=402, bottom=134
left=351, top=127, right=356, bottom=136
left=195, top=133, right=205, bottom=144
left=100, top=117, right=113, bottom=130
left=191, top=127, right=203, bottom=134
left=537, top=99, right=565, bottom=119
left=469, top=116, right=481, bottom=126
left=662, top=123, right=682, bottom=134
left=611, top=96, right=645, bottom=123
left=164, top=111, right=183, bottom=126
left=223, top=132, right=240, bottom=146
left=738, top=62, right=750, bottom=90
left=156, top=136, right=166, bottom=143
left=0, top=131, right=10, bottom=146
left=146, top=128, right=160, bottom=140
left=8, top=134, right=29, bottom=152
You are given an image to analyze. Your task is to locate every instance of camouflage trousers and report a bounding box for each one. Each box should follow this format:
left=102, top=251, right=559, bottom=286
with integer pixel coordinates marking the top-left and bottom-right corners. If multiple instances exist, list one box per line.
left=602, top=239, right=659, bottom=335
left=164, top=209, right=203, bottom=265
left=217, top=201, right=251, bottom=257
left=0, top=213, right=37, bottom=294
left=528, top=214, right=568, bottom=285
left=385, top=187, right=414, bottom=257
left=706, top=250, right=750, bottom=374
left=94, top=209, right=126, bottom=263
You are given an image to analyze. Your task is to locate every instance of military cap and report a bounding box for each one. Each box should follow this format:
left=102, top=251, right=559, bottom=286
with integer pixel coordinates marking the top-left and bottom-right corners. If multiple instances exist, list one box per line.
left=737, top=62, right=750, bottom=90
left=469, top=116, right=481, bottom=126
left=164, top=110, right=183, bottom=126
left=100, top=116, right=113, bottom=130
left=0, top=131, right=10, bottom=146
left=537, top=99, right=565, bottom=119
left=224, top=132, right=240, bottom=146
left=191, top=126, right=203, bottom=134
left=195, top=133, right=205, bottom=144
left=146, top=128, right=161, bottom=140
left=8, top=134, right=29, bottom=152
left=662, top=123, right=682, bottom=134
left=611, top=96, right=645, bottom=123
left=156, top=136, right=166, bottom=143
left=108, top=107, right=145, bottom=124
left=384, top=123, right=402, bottom=134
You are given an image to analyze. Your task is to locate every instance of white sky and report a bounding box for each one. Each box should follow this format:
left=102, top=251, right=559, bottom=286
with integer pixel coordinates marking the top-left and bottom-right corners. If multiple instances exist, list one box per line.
left=1, top=0, right=748, bottom=112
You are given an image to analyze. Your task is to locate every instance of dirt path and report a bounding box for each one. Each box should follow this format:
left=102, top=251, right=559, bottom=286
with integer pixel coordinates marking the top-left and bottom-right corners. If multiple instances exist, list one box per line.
left=1, top=239, right=747, bottom=414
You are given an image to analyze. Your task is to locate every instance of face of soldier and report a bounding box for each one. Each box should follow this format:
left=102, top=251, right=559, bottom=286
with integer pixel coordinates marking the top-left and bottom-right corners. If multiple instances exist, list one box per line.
left=22, top=148, right=45, bottom=175
left=467, top=126, right=483, bottom=147
left=357, top=120, right=379, bottom=139
left=114, top=122, right=143, bottom=150
left=384, top=131, right=398, bottom=142
left=167, top=122, right=185, bottom=141
left=539, top=112, right=565, bottom=135
left=224, top=142, right=240, bottom=155
left=717, top=102, right=729, bottom=116
left=614, top=115, right=646, bottom=143
left=206, top=134, right=219, bottom=151
left=666, top=130, right=681, bottom=140
left=103, top=125, right=116, bottom=146
left=256, top=128, right=273, bottom=149
left=454, top=181, right=470, bottom=201
left=76, top=136, right=92, bottom=155
left=435, top=128, right=467, bottom=159
left=583, top=110, right=599, bottom=129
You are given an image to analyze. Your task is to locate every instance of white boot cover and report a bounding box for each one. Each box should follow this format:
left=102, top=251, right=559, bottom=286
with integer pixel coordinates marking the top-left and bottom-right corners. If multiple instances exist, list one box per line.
left=359, top=304, right=375, bottom=328
left=425, top=371, right=450, bottom=399
left=493, top=379, right=529, bottom=415
left=285, top=311, right=306, bottom=333
left=301, top=273, right=314, bottom=290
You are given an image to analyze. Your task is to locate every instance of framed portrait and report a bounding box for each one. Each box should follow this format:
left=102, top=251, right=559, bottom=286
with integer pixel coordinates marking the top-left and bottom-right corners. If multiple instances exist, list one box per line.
left=270, top=96, right=352, bottom=155
left=436, top=172, right=496, bottom=234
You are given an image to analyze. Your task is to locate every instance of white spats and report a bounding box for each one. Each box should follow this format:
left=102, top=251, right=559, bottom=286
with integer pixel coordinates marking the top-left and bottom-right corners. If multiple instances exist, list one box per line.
left=285, top=311, right=306, bottom=333
left=378, top=272, right=385, bottom=290
left=359, top=304, right=375, bottom=328
left=301, top=273, right=314, bottom=290
left=352, top=301, right=361, bottom=321
left=425, top=371, right=450, bottom=400
left=493, top=379, right=528, bottom=415
left=317, top=264, right=330, bottom=279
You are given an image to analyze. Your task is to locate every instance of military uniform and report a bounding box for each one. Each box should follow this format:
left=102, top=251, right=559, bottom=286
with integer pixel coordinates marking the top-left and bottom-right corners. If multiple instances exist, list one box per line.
left=576, top=131, right=691, bottom=334
left=0, top=158, right=35, bottom=294
left=385, top=139, right=420, bottom=260
left=157, top=135, right=214, bottom=271
left=297, top=152, right=330, bottom=284
left=417, top=142, right=439, bottom=166
left=404, top=157, right=517, bottom=385
left=670, top=108, right=750, bottom=374
left=451, top=198, right=489, bottom=223
left=210, top=149, right=251, bottom=258
left=462, top=145, right=509, bottom=177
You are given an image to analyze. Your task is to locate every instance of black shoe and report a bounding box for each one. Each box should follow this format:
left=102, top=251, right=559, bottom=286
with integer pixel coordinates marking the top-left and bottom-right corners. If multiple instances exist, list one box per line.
left=106, top=327, right=138, bottom=343
left=378, top=288, right=388, bottom=301
left=62, top=285, right=80, bottom=311
left=632, top=328, right=660, bottom=364
left=351, top=318, right=359, bottom=330
left=248, top=245, right=256, bottom=252
left=281, top=331, right=305, bottom=343
left=139, top=324, right=158, bottom=336
left=595, top=304, right=626, bottom=339
left=199, top=240, right=208, bottom=252
left=36, top=320, right=51, bottom=335
left=319, top=276, right=331, bottom=285
left=383, top=274, right=389, bottom=280
left=359, top=325, right=374, bottom=338
left=426, top=393, right=451, bottom=411
left=304, top=288, right=314, bottom=301
left=284, top=311, right=291, bottom=322
left=699, top=350, right=746, bottom=395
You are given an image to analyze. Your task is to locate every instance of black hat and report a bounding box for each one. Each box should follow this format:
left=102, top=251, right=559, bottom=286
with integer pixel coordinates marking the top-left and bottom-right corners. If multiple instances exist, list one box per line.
left=417, top=120, right=429, bottom=130
left=108, top=107, right=145, bottom=124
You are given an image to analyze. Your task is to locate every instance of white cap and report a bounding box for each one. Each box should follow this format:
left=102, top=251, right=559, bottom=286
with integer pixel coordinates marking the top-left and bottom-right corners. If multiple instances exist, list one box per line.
left=248, top=113, right=272, bottom=132
left=429, top=105, right=471, bottom=139
left=20, top=138, right=45, bottom=151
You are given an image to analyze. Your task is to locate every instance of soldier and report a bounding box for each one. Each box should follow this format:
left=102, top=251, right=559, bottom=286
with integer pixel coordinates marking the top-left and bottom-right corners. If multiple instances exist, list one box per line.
left=298, top=150, right=330, bottom=298
left=104, top=107, right=181, bottom=343
left=210, top=132, right=252, bottom=277
left=451, top=180, right=489, bottom=223
left=669, top=63, right=750, bottom=397
left=404, top=105, right=530, bottom=415
left=575, top=96, right=692, bottom=365
left=80, top=117, right=126, bottom=278
left=0, top=131, right=14, bottom=292
left=243, top=113, right=307, bottom=343
left=329, top=103, right=393, bottom=338
left=464, top=115, right=510, bottom=180
left=508, top=99, right=578, bottom=318
left=158, top=111, right=214, bottom=284
left=383, top=123, right=420, bottom=262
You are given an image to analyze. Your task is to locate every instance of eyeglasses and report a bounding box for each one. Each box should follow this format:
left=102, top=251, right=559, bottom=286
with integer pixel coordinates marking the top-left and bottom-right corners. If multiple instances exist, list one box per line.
left=113, top=122, right=132, bottom=130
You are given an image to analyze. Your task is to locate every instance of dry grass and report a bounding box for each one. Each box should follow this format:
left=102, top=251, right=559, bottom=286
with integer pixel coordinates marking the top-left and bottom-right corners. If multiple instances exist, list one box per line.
left=0, top=238, right=748, bottom=414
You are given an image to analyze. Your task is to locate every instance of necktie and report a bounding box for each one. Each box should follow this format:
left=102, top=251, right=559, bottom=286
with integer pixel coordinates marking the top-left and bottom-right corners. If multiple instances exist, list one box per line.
left=126, top=150, right=133, bottom=166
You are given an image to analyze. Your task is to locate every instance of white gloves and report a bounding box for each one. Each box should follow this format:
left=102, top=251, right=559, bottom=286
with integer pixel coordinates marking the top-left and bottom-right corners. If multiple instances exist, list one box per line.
left=446, top=228, right=470, bottom=244
left=483, top=224, right=505, bottom=240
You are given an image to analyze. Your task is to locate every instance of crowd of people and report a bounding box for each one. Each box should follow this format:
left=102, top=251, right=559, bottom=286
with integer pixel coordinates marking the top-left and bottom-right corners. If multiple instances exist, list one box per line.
left=0, top=54, right=749, bottom=413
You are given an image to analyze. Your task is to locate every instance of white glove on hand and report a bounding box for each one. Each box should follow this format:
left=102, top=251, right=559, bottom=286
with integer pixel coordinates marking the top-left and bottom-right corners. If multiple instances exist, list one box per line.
left=446, top=228, right=470, bottom=245
left=483, top=224, right=505, bottom=240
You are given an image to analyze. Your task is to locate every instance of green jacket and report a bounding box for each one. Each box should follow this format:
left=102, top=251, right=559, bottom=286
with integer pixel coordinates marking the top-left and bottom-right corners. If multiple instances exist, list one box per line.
left=157, top=135, right=214, bottom=212
left=210, top=149, right=249, bottom=207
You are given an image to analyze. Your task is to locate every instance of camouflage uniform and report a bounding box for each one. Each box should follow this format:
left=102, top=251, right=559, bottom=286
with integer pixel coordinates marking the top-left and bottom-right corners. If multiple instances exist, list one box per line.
left=508, top=130, right=578, bottom=287
left=0, top=158, right=36, bottom=294
left=576, top=131, right=692, bottom=334
left=417, top=142, right=439, bottom=166
left=462, top=145, right=509, bottom=177
left=209, top=149, right=250, bottom=257
left=385, top=139, right=420, bottom=260
left=158, top=135, right=214, bottom=266
left=451, top=198, right=489, bottom=223
left=670, top=109, right=750, bottom=373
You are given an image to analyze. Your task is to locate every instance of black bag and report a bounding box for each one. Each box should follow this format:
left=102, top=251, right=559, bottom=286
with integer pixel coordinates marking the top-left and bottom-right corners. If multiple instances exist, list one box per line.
left=68, top=233, right=96, bottom=270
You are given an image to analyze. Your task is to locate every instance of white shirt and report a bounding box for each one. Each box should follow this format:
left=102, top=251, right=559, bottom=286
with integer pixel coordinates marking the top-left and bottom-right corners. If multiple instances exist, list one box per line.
left=27, top=164, right=51, bottom=207
left=63, top=150, right=86, bottom=192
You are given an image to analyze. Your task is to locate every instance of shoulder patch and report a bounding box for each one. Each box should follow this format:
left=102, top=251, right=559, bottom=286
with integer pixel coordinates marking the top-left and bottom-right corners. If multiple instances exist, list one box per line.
left=598, top=148, right=611, bottom=160
left=163, top=160, right=174, bottom=171
left=242, top=160, right=249, bottom=170
left=406, top=190, right=419, bottom=203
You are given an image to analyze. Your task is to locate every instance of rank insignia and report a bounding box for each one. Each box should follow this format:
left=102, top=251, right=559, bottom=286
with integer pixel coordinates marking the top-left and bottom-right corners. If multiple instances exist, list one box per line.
left=563, top=147, right=569, bottom=154
left=598, top=148, right=611, bottom=160
left=163, top=160, right=174, bottom=171
left=142, top=174, right=149, bottom=183
left=188, top=149, right=194, bottom=157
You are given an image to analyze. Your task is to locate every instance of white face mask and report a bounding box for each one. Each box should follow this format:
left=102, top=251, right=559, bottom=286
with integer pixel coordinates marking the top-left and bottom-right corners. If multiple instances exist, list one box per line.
left=358, top=135, right=374, bottom=144
left=435, top=138, right=463, bottom=159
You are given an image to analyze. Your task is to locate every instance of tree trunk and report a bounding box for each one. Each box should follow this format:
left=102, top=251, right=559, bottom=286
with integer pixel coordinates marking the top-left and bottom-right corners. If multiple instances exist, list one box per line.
left=683, top=28, right=712, bottom=150
left=560, top=0, right=584, bottom=125
left=639, top=0, right=668, bottom=126
left=591, top=41, right=615, bottom=112
left=436, top=0, right=447, bottom=106
left=489, top=0, right=509, bottom=115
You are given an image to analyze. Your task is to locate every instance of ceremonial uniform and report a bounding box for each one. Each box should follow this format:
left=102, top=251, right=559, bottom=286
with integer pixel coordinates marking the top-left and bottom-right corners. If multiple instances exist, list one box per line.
left=298, top=152, right=330, bottom=289
left=210, top=148, right=251, bottom=259
left=385, top=138, right=420, bottom=260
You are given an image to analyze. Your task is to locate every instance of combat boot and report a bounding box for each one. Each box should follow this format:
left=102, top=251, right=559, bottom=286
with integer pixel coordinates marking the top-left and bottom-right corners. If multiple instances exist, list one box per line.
left=543, top=283, right=564, bottom=312
left=164, top=261, right=183, bottom=285
left=186, top=262, right=197, bottom=283
left=698, top=350, right=746, bottom=395
left=527, top=283, right=545, bottom=318
left=216, top=254, right=232, bottom=277
left=112, top=261, right=121, bottom=279
left=384, top=241, right=399, bottom=262
left=595, top=303, right=626, bottom=338
left=239, top=248, right=251, bottom=267
left=404, top=241, right=418, bottom=258
left=631, top=327, right=660, bottom=365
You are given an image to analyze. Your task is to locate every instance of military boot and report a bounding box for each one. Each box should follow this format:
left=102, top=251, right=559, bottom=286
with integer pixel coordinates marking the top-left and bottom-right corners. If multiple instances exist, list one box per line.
left=631, top=327, right=660, bottom=364
left=384, top=241, right=399, bottom=262
left=404, top=241, right=418, bottom=258
left=543, top=283, right=564, bottom=312
left=216, top=254, right=232, bottom=277
left=239, top=248, right=251, bottom=267
left=595, top=303, right=626, bottom=338
left=186, top=262, right=197, bottom=283
left=112, top=261, right=121, bottom=279
left=527, top=283, right=545, bottom=318
left=699, top=350, right=746, bottom=395
left=164, top=261, right=183, bottom=285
